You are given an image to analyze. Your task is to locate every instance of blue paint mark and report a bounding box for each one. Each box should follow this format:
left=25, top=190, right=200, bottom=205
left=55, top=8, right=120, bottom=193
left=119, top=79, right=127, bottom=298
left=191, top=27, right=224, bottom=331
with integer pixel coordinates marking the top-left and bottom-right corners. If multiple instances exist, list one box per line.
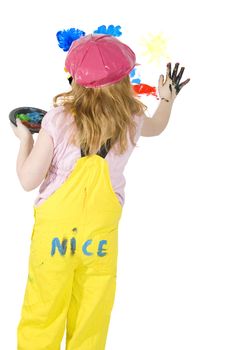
left=129, top=68, right=136, bottom=77
left=129, top=67, right=141, bottom=84
left=131, top=78, right=141, bottom=84
left=97, top=240, right=108, bottom=257
left=56, top=28, right=86, bottom=52
left=93, top=25, right=122, bottom=37
left=50, top=236, right=109, bottom=257
left=71, top=237, right=76, bottom=255
left=51, top=238, right=68, bottom=256
left=82, top=239, right=93, bottom=256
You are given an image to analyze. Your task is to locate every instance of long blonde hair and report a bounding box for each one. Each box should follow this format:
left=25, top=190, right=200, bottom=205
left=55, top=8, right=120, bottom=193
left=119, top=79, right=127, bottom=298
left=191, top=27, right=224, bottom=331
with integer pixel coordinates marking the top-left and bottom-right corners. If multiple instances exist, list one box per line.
left=53, top=75, right=147, bottom=156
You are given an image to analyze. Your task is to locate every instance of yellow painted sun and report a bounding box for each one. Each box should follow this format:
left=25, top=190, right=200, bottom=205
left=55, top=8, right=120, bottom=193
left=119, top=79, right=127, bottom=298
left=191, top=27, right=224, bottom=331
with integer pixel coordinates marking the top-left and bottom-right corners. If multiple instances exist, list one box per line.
left=139, top=32, right=171, bottom=66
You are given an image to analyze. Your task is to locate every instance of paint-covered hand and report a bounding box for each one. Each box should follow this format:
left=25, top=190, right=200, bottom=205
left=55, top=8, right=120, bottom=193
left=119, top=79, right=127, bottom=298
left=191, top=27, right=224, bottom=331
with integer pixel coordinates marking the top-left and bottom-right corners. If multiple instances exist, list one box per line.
left=158, top=62, right=190, bottom=103
left=10, top=118, right=33, bottom=142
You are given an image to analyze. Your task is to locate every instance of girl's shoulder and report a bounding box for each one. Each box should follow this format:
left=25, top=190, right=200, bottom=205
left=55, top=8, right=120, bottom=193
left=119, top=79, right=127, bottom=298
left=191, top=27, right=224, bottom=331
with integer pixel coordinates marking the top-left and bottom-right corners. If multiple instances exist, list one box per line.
left=42, top=105, right=73, bottom=128
left=41, top=105, right=73, bottom=141
left=42, top=105, right=66, bottom=122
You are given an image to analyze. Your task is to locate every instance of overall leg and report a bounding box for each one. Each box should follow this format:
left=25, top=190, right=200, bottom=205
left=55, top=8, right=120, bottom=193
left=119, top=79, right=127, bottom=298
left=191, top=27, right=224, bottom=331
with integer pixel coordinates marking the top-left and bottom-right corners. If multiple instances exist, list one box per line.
left=66, top=227, right=119, bottom=350
left=17, top=227, right=76, bottom=350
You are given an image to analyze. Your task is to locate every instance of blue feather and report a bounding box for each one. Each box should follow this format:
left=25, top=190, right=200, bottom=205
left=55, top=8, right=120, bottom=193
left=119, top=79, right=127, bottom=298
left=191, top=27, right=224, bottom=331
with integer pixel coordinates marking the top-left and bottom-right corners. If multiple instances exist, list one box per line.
left=56, top=28, right=86, bottom=52
left=93, top=24, right=122, bottom=37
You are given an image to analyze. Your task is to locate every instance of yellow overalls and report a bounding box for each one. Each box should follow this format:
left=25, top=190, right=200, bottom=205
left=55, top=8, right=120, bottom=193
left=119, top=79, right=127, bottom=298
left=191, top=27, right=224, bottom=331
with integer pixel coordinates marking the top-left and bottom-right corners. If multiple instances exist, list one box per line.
left=17, top=141, right=123, bottom=350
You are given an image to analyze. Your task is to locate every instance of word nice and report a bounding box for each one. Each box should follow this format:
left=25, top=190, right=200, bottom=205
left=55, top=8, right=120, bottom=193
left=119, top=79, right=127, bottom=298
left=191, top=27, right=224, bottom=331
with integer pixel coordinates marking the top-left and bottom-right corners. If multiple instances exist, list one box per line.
left=51, top=237, right=108, bottom=257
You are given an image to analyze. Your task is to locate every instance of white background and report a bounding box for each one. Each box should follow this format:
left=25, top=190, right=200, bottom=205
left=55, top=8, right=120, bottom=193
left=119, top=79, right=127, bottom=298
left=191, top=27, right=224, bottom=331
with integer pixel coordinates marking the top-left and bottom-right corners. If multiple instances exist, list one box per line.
left=1, top=0, right=233, bottom=349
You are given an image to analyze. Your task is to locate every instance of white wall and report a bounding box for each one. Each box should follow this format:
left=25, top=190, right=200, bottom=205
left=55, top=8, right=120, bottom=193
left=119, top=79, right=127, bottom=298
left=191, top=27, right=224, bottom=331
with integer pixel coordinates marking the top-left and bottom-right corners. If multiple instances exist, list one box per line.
left=1, top=0, right=233, bottom=349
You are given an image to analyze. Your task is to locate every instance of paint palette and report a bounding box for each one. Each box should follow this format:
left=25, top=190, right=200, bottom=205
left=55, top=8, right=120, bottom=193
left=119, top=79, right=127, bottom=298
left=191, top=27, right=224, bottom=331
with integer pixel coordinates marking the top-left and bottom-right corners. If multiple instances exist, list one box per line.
left=9, top=107, right=47, bottom=134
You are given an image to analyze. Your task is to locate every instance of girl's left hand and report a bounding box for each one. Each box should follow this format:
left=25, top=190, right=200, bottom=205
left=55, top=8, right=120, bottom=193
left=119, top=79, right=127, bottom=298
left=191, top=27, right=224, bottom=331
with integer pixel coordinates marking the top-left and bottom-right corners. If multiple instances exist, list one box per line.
left=10, top=118, right=33, bottom=142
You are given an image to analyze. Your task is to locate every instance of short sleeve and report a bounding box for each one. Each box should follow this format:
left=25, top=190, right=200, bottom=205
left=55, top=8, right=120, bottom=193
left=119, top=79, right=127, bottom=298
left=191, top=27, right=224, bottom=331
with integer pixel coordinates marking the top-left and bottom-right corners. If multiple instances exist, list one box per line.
left=40, top=105, right=69, bottom=148
left=41, top=109, right=54, bottom=139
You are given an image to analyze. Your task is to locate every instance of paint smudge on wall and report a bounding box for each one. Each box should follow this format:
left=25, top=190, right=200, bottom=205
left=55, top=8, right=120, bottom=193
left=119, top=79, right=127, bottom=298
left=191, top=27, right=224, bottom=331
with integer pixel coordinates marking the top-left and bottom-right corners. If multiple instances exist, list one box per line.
left=139, top=32, right=171, bottom=66
left=93, top=25, right=122, bottom=37
left=129, top=67, right=142, bottom=84
left=132, top=83, right=159, bottom=99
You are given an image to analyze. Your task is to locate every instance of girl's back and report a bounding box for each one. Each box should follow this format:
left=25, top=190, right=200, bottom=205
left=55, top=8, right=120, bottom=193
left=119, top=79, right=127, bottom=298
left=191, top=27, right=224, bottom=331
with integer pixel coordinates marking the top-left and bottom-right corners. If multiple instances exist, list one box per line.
left=34, top=104, right=144, bottom=209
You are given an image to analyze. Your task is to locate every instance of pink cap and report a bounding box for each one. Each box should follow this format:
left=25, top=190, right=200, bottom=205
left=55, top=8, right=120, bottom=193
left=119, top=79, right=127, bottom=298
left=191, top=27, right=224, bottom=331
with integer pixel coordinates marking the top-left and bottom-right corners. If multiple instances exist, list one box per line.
left=65, top=34, right=136, bottom=88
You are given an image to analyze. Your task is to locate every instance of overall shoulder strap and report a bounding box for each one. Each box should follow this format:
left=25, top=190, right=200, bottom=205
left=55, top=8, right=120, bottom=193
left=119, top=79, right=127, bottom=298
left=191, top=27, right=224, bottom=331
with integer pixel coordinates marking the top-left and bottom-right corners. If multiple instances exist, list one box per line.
left=81, top=138, right=111, bottom=159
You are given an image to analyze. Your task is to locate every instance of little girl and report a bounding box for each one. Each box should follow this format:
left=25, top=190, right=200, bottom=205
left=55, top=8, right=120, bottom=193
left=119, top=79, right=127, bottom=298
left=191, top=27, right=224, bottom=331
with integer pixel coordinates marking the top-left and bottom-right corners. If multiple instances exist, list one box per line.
left=11, top=33, right=190, bottom=350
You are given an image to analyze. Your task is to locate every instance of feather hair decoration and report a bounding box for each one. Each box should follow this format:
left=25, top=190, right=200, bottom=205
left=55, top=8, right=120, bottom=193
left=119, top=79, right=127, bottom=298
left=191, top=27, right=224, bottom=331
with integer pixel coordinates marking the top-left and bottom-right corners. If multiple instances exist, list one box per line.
left=93, top=24, right=122, bottom=37
left=56, top=28, right=86, bottom=52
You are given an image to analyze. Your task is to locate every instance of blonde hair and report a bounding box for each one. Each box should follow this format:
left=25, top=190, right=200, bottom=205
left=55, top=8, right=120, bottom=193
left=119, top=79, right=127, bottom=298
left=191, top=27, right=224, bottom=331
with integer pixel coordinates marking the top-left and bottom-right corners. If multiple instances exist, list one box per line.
left=53, top=75, right=147, bottom=156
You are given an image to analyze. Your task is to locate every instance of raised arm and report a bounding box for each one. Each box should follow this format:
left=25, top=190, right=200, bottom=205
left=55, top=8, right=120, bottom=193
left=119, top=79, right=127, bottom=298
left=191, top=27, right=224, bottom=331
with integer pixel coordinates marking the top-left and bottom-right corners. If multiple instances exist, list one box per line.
left=141, top=99, right=174, bottom=137
left=141, top=62, right=190, bottom=137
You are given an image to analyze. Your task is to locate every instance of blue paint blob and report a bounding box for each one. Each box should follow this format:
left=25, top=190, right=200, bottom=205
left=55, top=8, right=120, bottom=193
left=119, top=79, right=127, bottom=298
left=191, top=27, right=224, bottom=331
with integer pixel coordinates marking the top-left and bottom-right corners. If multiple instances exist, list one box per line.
left=51, top=237, right=68, bottom=256
left=129, top=67, right=141, bottom=84
left=56, top=28, right=86, bottom=52
left=93, top=25, right=122, bottom=37
left=97, top=240, right=108, bottom=257
left=131, top=78, right=142, bottom=84
left=82, top=239, right=93, bottom=256
left=27, top=112, right=44, bottom=122
left=129, top=68, right=136, bottom=77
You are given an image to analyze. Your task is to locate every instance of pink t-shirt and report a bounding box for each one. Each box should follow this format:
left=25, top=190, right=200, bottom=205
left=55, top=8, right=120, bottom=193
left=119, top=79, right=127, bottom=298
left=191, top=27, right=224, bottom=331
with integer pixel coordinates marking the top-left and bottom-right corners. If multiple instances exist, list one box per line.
left=34, top=105, right=144, bottom=208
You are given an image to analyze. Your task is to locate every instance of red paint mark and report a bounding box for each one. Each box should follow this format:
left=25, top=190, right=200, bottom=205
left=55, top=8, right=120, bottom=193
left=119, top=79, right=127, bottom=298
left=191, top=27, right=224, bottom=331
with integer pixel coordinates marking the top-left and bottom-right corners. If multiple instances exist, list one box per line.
left=21, top=120, right=41, bottom=129
left=132, top=84, right=159, bottom=99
